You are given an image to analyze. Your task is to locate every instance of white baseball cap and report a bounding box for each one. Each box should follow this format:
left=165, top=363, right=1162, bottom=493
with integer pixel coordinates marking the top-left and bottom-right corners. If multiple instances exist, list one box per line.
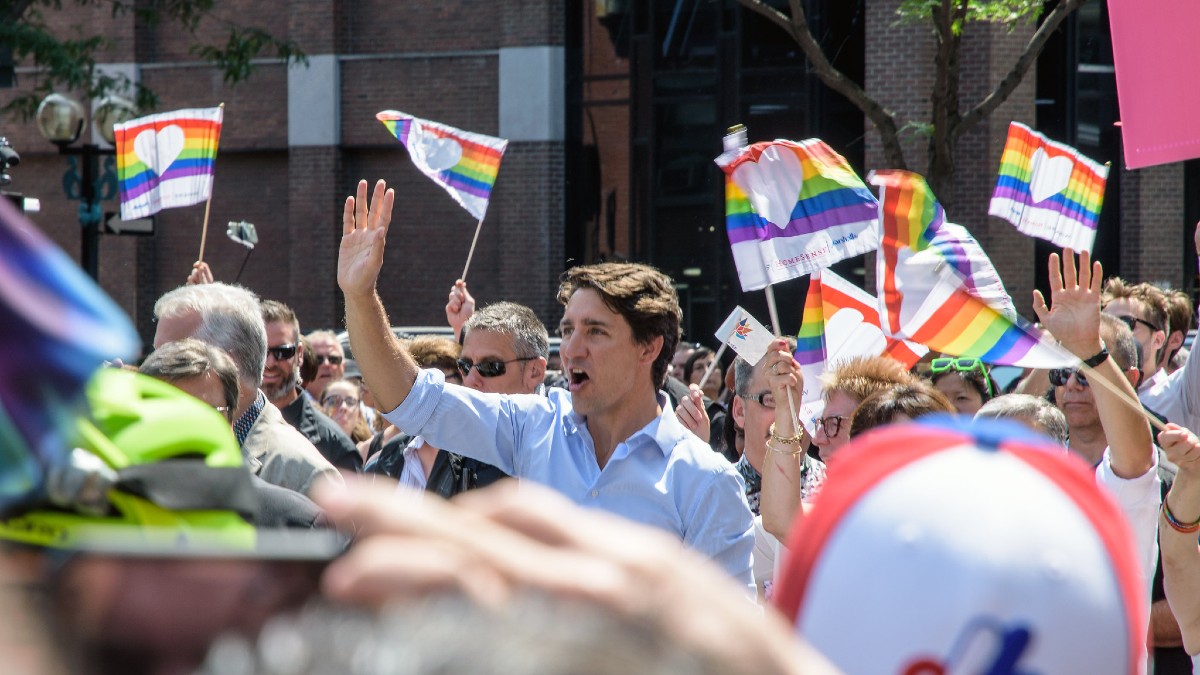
left=774, top=416, right=1145, bottom=674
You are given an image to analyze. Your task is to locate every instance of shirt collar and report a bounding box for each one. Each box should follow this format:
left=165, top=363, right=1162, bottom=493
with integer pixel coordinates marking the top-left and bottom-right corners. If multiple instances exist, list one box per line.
left=233, top=390, right=267, bottom=446
left=621, top=392, right=690, bottom=457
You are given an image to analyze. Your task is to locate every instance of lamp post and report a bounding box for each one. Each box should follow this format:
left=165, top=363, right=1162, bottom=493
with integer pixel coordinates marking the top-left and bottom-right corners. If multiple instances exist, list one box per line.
left=35, top=93, right=136, bottom=280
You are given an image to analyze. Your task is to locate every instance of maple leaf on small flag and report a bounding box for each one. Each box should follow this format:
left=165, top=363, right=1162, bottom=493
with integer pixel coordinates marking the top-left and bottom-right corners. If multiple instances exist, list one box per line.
left=735, top=319, right=753, bottom=340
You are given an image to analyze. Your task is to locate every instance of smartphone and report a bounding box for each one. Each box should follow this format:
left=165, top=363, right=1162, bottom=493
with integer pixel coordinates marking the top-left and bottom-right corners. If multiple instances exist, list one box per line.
left=47, top=529, right=346, bottom=674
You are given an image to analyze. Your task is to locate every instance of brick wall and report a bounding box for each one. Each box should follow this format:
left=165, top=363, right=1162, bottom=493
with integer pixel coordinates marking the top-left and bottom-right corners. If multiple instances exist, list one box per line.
left=1119, top=162, right=1185, bottom=285
left=3, top=0, right=568, bottom=347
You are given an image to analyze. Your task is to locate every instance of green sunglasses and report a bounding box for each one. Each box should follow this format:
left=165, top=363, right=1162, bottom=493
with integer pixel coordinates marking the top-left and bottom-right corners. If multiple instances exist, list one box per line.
left=929, top=357, right=993, bottom=397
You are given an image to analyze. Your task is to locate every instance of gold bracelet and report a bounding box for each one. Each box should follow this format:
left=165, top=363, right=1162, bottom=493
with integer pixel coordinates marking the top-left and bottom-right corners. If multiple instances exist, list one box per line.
left=767, top=439, right=805, bottom=456
left=769, top=422, right=804, bottom=445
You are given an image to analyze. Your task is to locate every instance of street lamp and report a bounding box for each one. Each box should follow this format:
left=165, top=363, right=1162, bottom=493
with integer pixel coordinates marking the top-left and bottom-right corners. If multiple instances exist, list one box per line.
left=35, top=93, right=137, bottom=279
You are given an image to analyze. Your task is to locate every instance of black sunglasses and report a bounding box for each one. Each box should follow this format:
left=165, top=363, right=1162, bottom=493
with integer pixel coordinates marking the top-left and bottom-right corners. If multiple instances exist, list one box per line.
left=1049, top=368, right=1088, bottom=387
left=315, top=354, right=343, bottom=365
left=266, top=344, right=297, bottom=361
left=457, top=357, right=534, bottom=378
left=1114, top=314, right=1161, bottom=334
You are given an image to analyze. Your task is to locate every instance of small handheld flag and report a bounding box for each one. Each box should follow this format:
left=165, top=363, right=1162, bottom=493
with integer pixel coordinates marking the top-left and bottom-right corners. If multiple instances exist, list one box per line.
left=115, top=107, right=223, bottom=221
left=989, top=122, right=1109, bottom=253
left=714, top=307, right=775, bottom=366
left=714, top=138, right=879, bottom=291
left=376, top=110, right=508, bottom=221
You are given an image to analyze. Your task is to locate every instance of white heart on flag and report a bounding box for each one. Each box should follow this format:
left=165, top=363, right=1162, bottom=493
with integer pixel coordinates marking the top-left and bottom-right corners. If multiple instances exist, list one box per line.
left=132, top=125, right=186, bottom=177
left=730, top=144, right=804, bottom=230
left=825, top=308, right=887, bottom=362
left=417, top=136, right=464, bottom=172
left=1029, top=147, right=1073, bottom=204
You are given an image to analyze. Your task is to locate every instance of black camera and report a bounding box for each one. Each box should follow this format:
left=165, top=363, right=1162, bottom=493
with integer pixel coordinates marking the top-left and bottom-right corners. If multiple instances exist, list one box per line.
left=0, top=136, right=19, bottom=187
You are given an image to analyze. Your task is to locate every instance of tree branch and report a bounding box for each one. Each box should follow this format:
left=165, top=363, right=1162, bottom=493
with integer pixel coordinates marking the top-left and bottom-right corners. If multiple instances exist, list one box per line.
left=958, top=0, right=1089, bottom=134
left=738, top=0, right=907, bottom=169
left=2, top=0, right=38, bottom=25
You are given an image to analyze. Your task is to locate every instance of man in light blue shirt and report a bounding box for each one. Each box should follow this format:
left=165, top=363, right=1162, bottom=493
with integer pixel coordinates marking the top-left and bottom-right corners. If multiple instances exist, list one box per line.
left=337, top=179, right=754, bottom=587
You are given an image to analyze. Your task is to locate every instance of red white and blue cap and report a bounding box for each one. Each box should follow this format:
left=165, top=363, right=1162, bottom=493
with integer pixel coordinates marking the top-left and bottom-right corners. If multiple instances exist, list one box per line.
left=774, top=416, right=1146, bottom=674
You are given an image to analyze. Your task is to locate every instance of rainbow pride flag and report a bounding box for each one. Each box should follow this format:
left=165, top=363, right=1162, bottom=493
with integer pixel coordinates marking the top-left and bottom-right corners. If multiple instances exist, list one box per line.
left=796, top=270, right=927, bottom=404
left=714, top=138, right=879, bottom=291
left=377, top=110, right=508, bottom=220
left=115, top=107, right=223, bottom=221
left=871, top=170, right=1074, bottom=368
left=989, top=122, right=1109, bottom=253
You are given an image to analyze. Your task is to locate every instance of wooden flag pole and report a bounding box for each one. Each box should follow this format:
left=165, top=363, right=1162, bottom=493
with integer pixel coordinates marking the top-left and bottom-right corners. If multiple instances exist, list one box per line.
left=196, top=102, right=224, bottom=264
left=764, top=285, right=802, bottom=432
left=460, top=216, right=485, bottom=282
left=1077, top=360, right=1168, bottom=433
left=696, top=341, right=728, bottom=391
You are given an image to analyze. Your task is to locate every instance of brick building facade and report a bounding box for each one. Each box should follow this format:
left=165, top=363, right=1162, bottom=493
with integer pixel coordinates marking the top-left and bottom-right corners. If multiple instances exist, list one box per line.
left=2, top=0, right=1193, bottom=350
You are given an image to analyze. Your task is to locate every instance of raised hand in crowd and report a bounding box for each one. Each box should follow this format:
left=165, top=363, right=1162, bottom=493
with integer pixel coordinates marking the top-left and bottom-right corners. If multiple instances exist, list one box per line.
left=186, top=260, right=213, bottom=285
left=337, top=180, right=418, bottom=413
left=1033, top=247, right=1154, bottom=479
left=338, top=179, right=395, bottom=300
left=1159, top=422, right=1200, bottom=655
left=674, top=384, right=711, bottom=442
left=759, top=340, right=808, bottom=540
left=446, top=279, right=476, bottom=341
left=315, top=479, right=834, bottom=675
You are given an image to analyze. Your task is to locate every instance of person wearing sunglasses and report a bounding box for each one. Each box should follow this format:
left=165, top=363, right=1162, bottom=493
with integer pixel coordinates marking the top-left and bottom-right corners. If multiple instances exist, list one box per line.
left=153, top=282, right=342, bottom=498
left=1034, top=249, right=1160, bottom=640
left=926, top=357, right=994, bottom=416
left=262, top=301, right=361, bottom=473
left=1103, top=276, right=1200, bottom=436
left=339, top=179, right=754, bottom=590
left=303, top=330, right=347, bottom=401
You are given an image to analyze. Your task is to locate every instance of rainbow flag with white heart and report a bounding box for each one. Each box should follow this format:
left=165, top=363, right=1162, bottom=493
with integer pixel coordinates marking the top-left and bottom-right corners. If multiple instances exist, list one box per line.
left=115, top=107, right=223, bottom=221
left=988, top=121, right=1109, bottom=253
left=377, top=110, right=508, bottom=221
left=714, top=138, right=879, bottom=292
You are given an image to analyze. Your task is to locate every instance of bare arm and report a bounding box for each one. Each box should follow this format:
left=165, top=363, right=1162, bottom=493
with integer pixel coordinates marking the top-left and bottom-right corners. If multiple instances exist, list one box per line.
left=759, top=340, right=805, bottom=541
left=1033, top=249, right=1154, bottom=479
left=338, top=179, right=421, bottom=412
left=446, top=280, right=475, bottom=342
left=1160, top=425, right=1200, bottom=654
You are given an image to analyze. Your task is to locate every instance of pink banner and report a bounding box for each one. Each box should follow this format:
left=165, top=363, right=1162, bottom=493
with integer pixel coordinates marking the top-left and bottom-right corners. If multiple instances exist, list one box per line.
left=1109, top=0, right=1200, bottom=169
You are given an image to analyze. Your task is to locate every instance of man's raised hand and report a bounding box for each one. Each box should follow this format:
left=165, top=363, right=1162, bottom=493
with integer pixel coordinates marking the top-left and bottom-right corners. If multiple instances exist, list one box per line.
left=338, top=179, right=395, bottom=298
left=1032, top=247, right=1104, bottom=356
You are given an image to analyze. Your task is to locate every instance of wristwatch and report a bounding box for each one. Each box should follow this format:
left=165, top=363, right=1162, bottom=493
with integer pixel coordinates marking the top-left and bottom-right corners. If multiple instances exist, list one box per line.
left=1081, top=343, right=1109, bottom=368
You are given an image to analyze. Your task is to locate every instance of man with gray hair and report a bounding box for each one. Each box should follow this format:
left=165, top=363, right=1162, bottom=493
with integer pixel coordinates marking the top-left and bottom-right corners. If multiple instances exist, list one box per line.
left=138, top=338, right=328, bottom=528
left=154, top=282, right=341, bottom=497
left=447, top=281, right=548, bottom=396
left=975, top=394, right=1069, bottom=446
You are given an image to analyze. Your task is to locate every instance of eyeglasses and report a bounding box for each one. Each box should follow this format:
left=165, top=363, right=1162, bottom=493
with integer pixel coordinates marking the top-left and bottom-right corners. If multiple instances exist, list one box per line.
left=816, top=415, right=846, bottom=437
left=266, top=344, right=297, bottom=361
left=322, top=394, right=359, bottom=408
left=741, top=390, right=776, bottom=409
left=315, top=354, right=344, bottom=366
left=929, top=357, right=993, bottom=397
left=457, top=357, right=534, bottom=378
left=1114, top=314, right=1161, bottom=333
left=1049, top=368, right=1088, bottom=387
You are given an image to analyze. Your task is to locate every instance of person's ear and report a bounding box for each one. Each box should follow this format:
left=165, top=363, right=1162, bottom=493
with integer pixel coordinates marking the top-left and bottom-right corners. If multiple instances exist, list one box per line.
left=731, top=393, right=746, bottom=429
left=1126, top=367, right=1142, bottom=390
left=525, top=357, right=547, bottom=391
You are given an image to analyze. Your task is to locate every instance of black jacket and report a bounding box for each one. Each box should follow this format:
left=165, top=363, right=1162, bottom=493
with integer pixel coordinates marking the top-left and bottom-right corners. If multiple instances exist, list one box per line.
left=364, top=432, right=507, bottom=498
left=280, top=391, right=362, bottom=472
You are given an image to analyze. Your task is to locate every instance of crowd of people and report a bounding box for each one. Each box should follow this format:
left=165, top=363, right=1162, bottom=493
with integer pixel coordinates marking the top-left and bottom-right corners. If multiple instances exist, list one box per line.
left=6, top=177, right=1200, bottom=674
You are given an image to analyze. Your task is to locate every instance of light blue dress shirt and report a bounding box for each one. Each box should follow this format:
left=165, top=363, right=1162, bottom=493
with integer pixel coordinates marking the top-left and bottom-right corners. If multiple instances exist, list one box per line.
left=383, top=369, right=756, bottom=588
